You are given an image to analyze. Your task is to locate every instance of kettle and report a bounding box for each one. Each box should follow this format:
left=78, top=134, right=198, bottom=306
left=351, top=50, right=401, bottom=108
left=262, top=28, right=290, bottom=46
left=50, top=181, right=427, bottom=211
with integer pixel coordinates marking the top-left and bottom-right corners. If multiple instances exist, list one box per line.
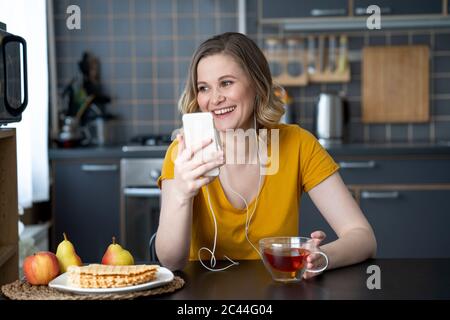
left=314, top=92, right=346, bottom=146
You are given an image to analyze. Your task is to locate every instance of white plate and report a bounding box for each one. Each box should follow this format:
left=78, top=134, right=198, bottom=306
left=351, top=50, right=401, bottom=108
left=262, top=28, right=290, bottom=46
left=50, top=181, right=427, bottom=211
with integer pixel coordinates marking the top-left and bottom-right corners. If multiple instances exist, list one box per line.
left=48, top=267, right=174, bottom=294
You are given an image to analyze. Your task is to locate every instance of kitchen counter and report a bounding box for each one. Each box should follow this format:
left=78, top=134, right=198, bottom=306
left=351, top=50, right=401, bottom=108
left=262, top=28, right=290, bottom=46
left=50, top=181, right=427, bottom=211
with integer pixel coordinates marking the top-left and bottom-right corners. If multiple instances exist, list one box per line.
left=161, top=259, right=450, bottom=300
left=48, top=141, right=450, bottom=160
left=48, top=145, right=168, bottom=159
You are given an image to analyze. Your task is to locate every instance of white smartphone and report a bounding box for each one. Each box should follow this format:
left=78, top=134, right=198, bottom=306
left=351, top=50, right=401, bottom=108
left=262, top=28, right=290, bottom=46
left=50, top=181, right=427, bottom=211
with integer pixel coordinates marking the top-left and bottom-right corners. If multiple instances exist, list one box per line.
left=182, top=112, right=221, bottom=176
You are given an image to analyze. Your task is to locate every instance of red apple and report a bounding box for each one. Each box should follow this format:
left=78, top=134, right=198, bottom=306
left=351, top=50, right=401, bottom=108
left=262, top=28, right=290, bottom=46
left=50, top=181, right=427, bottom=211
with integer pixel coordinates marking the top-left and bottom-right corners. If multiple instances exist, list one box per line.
left=23, top=251, right=60, bottom=285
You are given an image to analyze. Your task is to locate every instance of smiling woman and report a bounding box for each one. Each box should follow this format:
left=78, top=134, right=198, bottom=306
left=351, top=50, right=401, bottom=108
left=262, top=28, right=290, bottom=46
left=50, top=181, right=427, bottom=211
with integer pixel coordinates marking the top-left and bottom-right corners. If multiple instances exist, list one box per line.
left=155, top=32, right=376, bottom=279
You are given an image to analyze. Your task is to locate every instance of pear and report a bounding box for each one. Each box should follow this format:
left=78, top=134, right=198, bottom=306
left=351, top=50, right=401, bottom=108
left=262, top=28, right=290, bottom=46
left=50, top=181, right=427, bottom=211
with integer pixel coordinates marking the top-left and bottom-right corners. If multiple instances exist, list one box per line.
left=101, top=236, right=134, bottom=265
left=56, top=232, right=82, bottom=273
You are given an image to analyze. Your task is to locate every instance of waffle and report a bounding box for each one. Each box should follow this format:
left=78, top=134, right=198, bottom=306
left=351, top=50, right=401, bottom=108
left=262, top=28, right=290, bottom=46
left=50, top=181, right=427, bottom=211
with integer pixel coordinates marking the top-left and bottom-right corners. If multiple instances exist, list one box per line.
left=67, top=264, right=159, bottom=288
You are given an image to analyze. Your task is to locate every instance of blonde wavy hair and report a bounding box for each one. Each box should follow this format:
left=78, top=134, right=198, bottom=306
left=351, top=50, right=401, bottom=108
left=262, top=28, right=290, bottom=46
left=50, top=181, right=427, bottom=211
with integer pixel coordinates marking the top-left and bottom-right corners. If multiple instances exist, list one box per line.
left=178, top=32, right=284, bottom=129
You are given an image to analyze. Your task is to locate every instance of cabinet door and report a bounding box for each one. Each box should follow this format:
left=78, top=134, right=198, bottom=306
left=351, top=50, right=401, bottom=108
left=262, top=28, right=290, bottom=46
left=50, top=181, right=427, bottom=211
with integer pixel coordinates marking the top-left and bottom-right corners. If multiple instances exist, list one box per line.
left=262, top=0, right=348, bottom=19
left=360, top=189, right=450, bottom=258
left=53, top=160, right=120, bottom=263
left=337, top=158, right=450, bottom=185
left=353, top=0, right=443, bottom=16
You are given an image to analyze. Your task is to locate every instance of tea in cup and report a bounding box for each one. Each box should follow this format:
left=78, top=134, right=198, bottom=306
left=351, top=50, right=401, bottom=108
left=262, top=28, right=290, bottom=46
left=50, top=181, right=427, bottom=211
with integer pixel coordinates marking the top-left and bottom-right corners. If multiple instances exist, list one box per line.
left=259, top=237, right=328, bottom=282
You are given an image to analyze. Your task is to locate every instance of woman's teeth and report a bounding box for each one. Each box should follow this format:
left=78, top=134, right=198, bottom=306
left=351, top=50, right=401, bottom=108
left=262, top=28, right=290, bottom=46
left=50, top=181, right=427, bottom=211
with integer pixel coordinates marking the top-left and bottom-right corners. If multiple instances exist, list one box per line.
left=213, top=106, right=236, bottom=115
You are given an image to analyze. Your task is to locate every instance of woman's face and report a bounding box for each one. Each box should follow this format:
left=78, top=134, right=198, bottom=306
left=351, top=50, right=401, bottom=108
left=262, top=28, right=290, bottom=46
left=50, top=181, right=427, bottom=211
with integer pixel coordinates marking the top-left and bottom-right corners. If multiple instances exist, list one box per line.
left=196, top=53, right=256, bottom=132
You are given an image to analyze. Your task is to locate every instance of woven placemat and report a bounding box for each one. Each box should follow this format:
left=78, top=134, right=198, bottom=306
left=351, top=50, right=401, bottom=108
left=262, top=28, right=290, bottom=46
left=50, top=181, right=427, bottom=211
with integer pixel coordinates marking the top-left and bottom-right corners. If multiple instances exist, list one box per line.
left=1, top=276, right=184, bottom=300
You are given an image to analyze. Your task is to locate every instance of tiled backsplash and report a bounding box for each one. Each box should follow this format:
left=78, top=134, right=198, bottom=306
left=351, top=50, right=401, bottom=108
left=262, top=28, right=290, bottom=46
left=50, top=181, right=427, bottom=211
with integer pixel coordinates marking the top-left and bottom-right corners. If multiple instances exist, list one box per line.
left=53, top=0, right=238, bottom=144
left=53, top=0, right=450, bottom=144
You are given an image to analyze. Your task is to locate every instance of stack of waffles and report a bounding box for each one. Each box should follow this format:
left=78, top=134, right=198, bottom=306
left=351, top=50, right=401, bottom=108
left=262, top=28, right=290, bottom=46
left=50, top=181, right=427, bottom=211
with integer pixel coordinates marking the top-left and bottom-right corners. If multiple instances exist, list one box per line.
left=67, top=264, right=159, bottom=288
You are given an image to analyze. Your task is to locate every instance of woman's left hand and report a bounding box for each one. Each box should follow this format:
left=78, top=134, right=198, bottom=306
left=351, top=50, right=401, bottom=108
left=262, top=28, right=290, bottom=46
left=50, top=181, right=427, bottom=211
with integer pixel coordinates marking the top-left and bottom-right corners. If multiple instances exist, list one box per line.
left=303, top=230, right=328, bottom=280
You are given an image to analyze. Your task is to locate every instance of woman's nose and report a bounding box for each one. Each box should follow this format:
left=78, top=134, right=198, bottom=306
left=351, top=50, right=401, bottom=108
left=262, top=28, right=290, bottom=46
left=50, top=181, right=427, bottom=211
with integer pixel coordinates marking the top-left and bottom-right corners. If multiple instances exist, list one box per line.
left=212, top=90, right=225, bottom=105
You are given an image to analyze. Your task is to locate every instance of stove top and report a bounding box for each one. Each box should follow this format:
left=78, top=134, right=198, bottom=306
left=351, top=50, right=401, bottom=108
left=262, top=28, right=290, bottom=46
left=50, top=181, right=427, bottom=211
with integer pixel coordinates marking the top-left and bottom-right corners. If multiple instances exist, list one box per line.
left=129, top=134, right=172, bottom=146
left=122, top=134, right=173, bottom=152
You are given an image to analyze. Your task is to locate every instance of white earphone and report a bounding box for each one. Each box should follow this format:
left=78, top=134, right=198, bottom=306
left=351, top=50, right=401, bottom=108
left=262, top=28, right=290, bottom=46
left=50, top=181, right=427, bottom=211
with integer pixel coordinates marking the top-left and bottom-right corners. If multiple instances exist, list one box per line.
left=199, top=112, right=263, bottom=271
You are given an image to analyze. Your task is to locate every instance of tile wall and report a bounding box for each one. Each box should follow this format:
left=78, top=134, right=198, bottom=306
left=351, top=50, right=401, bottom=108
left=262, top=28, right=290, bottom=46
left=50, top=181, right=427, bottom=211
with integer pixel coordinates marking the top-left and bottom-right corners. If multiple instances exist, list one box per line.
left=53, top=0, right=238, bottom=144
left=53, top=0, right=450, bottom=144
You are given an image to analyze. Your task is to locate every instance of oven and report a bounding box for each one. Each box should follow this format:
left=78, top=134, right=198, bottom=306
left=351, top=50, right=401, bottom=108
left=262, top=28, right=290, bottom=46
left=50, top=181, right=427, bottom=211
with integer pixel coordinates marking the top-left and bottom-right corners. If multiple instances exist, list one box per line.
left=120, top=158, right=163, bottom=262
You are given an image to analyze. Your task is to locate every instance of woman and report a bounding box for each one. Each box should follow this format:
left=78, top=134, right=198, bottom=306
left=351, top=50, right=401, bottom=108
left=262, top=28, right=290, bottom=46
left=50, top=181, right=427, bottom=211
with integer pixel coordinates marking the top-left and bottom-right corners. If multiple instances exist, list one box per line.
left=156, top=32, right=376, bottom=278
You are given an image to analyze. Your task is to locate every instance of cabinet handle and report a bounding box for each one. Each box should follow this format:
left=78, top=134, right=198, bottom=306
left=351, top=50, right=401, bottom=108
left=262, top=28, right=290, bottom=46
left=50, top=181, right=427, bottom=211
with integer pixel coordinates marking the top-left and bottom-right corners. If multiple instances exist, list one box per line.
left=338, top=161, right=376, bottom=169
left=311, top=8, right=347, bottom=16
left=124, top=187, right=160, bottom=197
left=81, top=164, right=118, bottom=172
left=354, top=7, right=391, bottom=15
left=361, top=191, right=400, bottom=199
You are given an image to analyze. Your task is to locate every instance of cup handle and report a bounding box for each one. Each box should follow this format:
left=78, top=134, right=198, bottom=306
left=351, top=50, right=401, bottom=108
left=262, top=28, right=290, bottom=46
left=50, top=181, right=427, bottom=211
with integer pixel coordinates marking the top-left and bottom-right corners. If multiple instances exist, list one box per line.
left=305, top=251, right=329, bottom=273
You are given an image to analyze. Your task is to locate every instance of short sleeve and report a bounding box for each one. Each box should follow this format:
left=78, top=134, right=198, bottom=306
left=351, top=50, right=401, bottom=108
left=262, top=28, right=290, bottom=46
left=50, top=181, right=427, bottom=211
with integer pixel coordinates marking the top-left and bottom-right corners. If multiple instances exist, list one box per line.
left=299, top=129, right=340, bottom=192
left=157, top=140, right=179, bottom=188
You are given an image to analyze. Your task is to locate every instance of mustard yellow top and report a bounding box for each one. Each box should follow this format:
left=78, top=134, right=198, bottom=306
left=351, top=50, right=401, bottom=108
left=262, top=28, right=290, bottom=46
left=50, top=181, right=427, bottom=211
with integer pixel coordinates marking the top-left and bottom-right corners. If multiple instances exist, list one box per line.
left=157, top=124, right=339, bottom=261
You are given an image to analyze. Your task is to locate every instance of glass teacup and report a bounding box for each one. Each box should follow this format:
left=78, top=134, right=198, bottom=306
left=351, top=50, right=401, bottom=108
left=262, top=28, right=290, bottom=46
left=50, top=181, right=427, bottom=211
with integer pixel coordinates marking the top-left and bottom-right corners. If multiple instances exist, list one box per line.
left=259, top=237, right=329, bottom=282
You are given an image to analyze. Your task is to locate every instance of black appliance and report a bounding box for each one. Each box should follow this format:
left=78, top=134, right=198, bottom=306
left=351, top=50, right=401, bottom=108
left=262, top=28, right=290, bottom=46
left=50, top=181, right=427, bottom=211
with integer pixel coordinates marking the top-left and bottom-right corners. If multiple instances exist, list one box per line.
left=0, top=22, right=28, bottom=125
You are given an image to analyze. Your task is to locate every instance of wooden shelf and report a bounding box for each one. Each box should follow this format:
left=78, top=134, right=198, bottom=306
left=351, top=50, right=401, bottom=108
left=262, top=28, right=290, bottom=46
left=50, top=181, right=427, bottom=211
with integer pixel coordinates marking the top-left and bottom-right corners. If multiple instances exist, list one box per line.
left=0, top=128, right=19, bottom=285
left=0, top=245, right=16, bottom=267
left=309, top=69, right=351, bottom=83
left=0, top=128, right=15, bottom=139
left=264, top=37, right=351, bottom=86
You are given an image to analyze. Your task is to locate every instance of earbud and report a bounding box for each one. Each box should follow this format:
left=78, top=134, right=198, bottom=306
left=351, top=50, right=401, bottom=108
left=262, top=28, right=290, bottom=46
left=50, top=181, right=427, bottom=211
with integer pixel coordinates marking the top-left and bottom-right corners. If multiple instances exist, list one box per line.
left=199, top=111, right=263, bottom=272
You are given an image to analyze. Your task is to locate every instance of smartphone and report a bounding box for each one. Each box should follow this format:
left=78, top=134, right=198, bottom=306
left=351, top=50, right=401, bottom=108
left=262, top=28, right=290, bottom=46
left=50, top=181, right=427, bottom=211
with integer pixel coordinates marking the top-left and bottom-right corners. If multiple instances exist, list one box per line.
left=182, top=112, right=221, bottom=176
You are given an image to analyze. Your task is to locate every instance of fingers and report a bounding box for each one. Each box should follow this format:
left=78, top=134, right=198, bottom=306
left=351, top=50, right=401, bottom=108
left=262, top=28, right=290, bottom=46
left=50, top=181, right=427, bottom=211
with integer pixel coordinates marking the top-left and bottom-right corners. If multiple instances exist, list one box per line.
left=306, top=252, right=321, bottom=265
left=178, top=138, right=213, bottom=163
left=310, top=230, right=326, bottom=247
left=303, top=253, right=325, bottom=280
left=187, top=176, right=215, bottom=191
left=311, top=230, right=326, bottom=240
left=176, top=134, right=185, bottom=157
left=190, top=138, right=213, bottom=155
left=187, top=155, right=224, bottom=179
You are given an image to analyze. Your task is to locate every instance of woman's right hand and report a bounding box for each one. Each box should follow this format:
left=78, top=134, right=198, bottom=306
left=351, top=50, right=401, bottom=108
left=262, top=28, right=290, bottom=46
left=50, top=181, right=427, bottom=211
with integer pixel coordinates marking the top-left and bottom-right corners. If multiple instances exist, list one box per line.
left=173, top=134, right=224, bottom=202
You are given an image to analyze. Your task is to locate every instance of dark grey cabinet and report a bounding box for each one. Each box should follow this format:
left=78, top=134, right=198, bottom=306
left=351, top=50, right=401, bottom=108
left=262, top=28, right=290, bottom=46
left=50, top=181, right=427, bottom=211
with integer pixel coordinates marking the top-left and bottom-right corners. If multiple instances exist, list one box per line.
left=353, top=0, right=443, bottom=16
left=262, top=0, right=348, bottom=19
left=262, top=0, right=444, bottom=19
left=337, top=158, right=450, bottom=185
left=52, top=160, right=120, bottom=263
left=299, top=156, right=450, bottom=258
left=360, top=189, right=450, bottom=258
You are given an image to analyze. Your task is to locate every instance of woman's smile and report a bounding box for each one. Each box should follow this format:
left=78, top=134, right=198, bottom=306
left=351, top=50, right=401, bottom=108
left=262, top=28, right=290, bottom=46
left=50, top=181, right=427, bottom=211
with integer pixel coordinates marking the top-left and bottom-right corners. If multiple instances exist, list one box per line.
left=211, top=105, right=237, bottom=119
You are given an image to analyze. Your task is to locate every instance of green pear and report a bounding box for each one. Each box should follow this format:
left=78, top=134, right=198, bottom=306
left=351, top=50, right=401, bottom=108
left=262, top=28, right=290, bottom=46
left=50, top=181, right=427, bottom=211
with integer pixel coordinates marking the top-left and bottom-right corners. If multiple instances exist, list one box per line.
left=56, top=232, right=82, bottom=273
left=101, top=236, right=134, bottom=265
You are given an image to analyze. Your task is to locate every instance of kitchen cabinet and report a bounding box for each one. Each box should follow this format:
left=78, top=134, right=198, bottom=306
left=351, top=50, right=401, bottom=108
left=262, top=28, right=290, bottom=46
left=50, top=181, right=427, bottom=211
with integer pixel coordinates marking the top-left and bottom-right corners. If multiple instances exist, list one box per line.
left=262, top=0, right=348, bottom=19
left=360, top=189, right=450, bottom=258
left=52, top=159, right=120, bottom=263
left=353, top=0, right=443, bottom=16
left=0, top=129, right=19, bottom=285
left=299, top=155, right=450, bottom=258
left=260, top=0, right=449, bottom=31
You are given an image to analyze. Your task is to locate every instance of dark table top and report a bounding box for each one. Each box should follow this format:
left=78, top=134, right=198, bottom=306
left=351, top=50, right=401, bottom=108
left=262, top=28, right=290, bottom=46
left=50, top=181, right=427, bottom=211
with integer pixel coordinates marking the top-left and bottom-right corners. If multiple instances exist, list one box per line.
left=159, top=259, right=450, bottom=300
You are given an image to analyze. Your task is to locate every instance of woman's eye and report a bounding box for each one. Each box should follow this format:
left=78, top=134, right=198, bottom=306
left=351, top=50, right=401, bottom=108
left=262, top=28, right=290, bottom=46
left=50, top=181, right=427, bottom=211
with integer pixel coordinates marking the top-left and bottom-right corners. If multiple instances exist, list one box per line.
left=222, top=80, right=233, bottom=87
left=198, top=86, right=208, bottom=92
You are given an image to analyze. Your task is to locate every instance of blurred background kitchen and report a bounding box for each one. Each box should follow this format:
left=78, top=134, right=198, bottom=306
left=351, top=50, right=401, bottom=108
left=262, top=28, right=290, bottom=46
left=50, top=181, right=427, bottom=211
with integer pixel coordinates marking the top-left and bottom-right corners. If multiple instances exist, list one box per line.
left=1, top=0, right=450, bottom=284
